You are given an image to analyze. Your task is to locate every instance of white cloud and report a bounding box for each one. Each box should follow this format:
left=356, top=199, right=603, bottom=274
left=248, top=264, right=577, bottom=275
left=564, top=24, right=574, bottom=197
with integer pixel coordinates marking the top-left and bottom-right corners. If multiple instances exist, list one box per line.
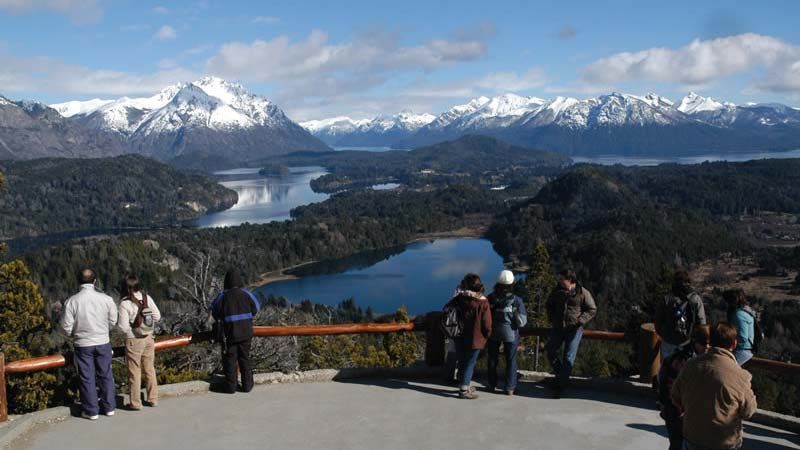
left=120, top=23, right=150, bottom=32
left=580, top=33, right=800, bottom=93
left=476, top=68, right=547, bottom=91
left=0, top=50, right=196, bottom=96
left=0, top=0, right=102, bottom=24
left=251, top=15, right=279, bottom=25
left=153, top=5, right=168, bottom=14
left=154, top=25, right=177, bottom=40
left=205, top=29, right=490, bottom=88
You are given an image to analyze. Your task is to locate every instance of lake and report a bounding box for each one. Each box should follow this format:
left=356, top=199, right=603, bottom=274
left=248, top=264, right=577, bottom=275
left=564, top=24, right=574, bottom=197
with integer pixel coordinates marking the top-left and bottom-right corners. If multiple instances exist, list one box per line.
left=333, top=146, right=411, bottom=152
left=573, top=149, right=800, bottom=166
left=196, top=167, right=329, bottom=228
left=255, top=238, right=506, bottom=315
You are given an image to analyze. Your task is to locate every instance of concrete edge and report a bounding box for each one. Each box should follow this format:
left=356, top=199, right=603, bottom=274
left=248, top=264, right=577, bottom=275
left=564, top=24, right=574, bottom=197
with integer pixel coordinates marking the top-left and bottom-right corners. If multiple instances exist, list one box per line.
left=2, top=367, right=798, bottom=448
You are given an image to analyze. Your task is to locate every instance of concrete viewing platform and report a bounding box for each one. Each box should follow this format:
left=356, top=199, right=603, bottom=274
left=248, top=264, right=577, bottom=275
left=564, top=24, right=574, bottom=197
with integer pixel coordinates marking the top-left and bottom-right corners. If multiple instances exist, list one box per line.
left=6, top=377, right=800, bottom=450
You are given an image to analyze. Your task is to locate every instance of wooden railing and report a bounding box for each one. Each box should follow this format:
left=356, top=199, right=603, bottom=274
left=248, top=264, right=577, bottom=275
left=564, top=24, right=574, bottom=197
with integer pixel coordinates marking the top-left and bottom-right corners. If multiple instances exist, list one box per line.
left=1, top=315, right=798, bottom=422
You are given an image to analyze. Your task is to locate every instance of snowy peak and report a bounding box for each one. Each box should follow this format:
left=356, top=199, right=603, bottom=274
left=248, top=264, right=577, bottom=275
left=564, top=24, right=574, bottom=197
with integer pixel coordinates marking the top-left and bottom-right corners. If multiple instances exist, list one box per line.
left=50, top=77, right=293, bottom=136
left=50, top=98, right=114, bottom=117
left=676, top=92, right=731, bottom=114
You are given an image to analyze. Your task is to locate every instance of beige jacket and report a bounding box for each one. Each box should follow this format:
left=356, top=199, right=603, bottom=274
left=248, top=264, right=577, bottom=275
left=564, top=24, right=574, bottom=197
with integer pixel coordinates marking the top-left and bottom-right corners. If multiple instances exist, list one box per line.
left=117, top=292, right=162, bottom=339
left=671, top=347, right=757, bottom=450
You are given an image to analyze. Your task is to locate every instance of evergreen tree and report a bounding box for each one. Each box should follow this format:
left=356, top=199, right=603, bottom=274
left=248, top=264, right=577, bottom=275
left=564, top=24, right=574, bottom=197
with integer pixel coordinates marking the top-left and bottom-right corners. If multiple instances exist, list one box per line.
left=526, top=241, right=557, bottom=327
left=0, top=172, right=56, bottom=412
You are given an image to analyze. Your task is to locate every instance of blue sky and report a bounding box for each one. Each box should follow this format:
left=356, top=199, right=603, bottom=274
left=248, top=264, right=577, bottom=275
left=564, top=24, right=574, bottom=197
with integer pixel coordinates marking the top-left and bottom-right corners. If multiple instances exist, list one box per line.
left=1, top=0, right=799, bottom=120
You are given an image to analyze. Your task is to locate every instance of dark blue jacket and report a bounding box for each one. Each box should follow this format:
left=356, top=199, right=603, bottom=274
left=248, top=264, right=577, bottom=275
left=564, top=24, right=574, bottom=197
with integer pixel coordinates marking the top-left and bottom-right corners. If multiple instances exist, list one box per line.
left=211, top=288, right=260, bottom=343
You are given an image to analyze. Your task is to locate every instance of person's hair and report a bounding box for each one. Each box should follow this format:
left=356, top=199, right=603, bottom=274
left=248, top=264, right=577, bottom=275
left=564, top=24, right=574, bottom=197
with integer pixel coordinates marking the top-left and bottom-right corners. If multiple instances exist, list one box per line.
left=493, top=282, right=513, bottom=296
left=460, top=273, right=484, bottom=293
left=559, top=269, right=577, bottom=283
left=723, top=289, right=747, bottom=313
left=78, top=268, right=96, bottom=285
left=672, top=269, right=692, bottom=294
left=119, top=274, right=141, bottom=300
left=710, top=322, right=738, bottom=350
left=691, top=324, right=711, bottom=346
left=224, top=269, right=243, bottom=290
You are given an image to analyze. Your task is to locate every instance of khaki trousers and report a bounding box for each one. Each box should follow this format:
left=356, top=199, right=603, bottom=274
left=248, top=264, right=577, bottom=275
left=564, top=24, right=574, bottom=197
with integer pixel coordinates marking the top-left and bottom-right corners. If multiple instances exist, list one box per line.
left=126, top=335, right=158, bottom=409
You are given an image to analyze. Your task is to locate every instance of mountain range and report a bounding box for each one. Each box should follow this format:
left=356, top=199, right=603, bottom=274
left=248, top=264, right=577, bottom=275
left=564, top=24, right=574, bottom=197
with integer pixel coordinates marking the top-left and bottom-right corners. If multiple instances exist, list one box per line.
left=0, top=77, right=329, bottom=169
left=303, top=92, right=800, bottom=155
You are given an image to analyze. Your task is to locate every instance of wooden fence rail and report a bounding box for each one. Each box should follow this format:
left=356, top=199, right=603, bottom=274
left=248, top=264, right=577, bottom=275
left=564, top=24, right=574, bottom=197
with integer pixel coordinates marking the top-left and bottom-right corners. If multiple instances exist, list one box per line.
left=1, top=316, right=799, bottom=422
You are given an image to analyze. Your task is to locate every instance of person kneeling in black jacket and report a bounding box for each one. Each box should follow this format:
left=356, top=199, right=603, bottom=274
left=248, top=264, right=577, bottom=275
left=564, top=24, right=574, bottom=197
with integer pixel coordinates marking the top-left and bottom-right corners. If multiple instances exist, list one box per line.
left=211, top=269, right=260, bottom=393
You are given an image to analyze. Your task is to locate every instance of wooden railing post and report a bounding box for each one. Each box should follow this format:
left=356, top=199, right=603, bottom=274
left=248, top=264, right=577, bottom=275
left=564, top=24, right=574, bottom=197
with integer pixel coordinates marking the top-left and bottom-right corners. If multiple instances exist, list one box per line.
left=639, top=323, right=661, bottom=387
left=1, top=352, right=8, bottom=422
left=424, top=312, right=445, bottom=366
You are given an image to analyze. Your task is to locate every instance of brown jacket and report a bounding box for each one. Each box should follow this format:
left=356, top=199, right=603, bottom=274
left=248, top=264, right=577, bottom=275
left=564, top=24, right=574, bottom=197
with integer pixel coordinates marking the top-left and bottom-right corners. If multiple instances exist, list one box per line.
left=546, top=285, right=597, bottom=329
left=453, top=291, right=492, bottom=350
left=671, top=347, right=757, bottom=450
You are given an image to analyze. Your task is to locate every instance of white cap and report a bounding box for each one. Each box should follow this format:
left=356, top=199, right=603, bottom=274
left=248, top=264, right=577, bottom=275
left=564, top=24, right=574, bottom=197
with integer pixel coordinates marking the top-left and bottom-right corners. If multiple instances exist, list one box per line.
left=497, top=270, right=515, bottom=285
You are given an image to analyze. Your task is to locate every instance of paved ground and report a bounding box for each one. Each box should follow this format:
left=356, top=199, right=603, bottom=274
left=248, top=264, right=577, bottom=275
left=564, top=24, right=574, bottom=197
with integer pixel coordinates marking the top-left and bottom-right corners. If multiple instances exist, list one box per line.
left=11, top=379, right=800, bottom=450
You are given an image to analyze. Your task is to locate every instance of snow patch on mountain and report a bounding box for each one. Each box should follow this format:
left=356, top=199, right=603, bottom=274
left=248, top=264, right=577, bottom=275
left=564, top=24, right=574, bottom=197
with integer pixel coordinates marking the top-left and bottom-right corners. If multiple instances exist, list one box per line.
left=52, top=98, right=114, bottom=117
left=676, top=92, right=732, bottom=114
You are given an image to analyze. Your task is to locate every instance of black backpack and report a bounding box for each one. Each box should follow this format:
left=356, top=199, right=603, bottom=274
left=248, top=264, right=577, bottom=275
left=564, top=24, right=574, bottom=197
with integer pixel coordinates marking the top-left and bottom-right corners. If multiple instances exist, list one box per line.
left=666, top=295, right=692, bottom=338
left=441, top=300, right=463, bottom=338
left=744, top=309, right=765, bottom=354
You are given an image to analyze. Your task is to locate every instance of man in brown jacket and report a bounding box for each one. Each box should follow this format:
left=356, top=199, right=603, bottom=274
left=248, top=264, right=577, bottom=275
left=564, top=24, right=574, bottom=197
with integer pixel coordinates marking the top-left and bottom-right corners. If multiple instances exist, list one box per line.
left=671, top=323, right=757, bottom=450
left=450, top=273, right=492, bottom=399
left=545, top=269, right=597, bottom=398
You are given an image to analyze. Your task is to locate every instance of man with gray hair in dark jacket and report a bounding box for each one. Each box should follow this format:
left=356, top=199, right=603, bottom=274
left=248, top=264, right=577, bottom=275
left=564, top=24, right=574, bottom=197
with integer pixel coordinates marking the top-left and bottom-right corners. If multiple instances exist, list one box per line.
left=211, top=269, right=260, bottom=394
left=545, top=269, right=597, bottom=398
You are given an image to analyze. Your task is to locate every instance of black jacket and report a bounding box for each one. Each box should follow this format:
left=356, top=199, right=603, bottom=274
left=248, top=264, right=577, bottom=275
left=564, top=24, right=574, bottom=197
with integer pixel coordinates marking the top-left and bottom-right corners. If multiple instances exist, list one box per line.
left=211, top=288, right=260, bottom=343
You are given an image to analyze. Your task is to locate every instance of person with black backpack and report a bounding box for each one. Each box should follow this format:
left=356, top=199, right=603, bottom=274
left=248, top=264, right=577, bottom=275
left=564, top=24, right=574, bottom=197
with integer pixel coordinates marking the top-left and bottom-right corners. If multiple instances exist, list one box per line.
left=117, top=274, right=162, bottom=410
left=725, top=289, right=759, bottom=365
left=211, top=269, right=260, bottom=394
left=441, top=273, right=492, bottom=399
left=487, top=270, right=527, bottom=395
left=655, top=270, right=707, bottom=362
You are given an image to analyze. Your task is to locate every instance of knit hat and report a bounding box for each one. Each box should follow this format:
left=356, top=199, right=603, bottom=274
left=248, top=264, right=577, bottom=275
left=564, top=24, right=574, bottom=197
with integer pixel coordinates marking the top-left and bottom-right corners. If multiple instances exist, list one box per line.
left=497, top=270, right=515, bottom=285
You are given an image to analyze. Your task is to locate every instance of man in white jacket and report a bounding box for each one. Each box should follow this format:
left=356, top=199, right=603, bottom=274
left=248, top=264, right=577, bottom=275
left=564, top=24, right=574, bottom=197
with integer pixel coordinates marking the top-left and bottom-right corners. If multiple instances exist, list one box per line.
left=60, top=268, right=118, bottom=420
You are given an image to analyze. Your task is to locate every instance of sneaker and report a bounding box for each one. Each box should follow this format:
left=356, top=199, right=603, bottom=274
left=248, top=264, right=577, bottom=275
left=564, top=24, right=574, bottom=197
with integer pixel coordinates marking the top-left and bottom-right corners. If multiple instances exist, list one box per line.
left=81, top=412, right=99, bottom=421
left=105, top=410, right=115, bottom=417
left=459, top=389, right=479, bottom=399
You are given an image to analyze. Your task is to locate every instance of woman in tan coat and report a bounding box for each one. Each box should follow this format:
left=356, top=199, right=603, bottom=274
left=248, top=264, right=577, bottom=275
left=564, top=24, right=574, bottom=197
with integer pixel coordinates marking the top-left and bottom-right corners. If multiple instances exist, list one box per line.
left=117, top=274, right=161, bottom=410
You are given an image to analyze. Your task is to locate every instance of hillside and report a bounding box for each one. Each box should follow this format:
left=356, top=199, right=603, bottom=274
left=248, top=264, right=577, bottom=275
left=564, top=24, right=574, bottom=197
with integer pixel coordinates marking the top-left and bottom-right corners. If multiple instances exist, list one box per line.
left=276, top=135, right=570, bottom=192
left=0, top=96, right=126, bottom=160
left=0, top=155, right=237, bottom=239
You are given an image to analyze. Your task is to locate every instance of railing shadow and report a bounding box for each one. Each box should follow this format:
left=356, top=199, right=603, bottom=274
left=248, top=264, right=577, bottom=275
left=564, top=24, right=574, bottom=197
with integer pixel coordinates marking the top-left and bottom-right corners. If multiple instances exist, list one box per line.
left=334, top=377, right=459, bottom=399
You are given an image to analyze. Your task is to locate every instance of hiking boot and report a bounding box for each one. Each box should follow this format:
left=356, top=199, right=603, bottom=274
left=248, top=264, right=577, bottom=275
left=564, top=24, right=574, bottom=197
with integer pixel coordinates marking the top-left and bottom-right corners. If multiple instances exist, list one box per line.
left=505, top=389, right=515, bottom=396
left=459, top=389, right=479, bottom=399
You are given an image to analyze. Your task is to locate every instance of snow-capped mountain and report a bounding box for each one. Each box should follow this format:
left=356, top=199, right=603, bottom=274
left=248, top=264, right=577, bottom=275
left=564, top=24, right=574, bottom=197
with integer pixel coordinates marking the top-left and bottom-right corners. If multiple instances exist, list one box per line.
left=0, top=95, right=126, bottom=160
left=301, top=111, right=436, bottom=147
left=49, top=77, right=330, bottom=168
left=302, top=91, right=800, bottom=156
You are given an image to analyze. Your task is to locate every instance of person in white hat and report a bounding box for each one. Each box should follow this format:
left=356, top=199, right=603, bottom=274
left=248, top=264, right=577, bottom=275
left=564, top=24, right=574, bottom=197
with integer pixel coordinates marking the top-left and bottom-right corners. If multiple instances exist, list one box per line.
left=486, top=270, right=527, bottom=395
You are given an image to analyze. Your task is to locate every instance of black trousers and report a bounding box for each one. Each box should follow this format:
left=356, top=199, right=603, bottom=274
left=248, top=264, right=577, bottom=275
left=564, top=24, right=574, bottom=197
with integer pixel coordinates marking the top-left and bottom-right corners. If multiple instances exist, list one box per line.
left=222, top=339, right=253, bottom=393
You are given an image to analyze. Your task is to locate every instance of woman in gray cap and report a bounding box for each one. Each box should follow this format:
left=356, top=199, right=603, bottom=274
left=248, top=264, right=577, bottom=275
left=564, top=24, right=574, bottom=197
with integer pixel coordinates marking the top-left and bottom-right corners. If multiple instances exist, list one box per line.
left=487, top=270, right=527, bottom=395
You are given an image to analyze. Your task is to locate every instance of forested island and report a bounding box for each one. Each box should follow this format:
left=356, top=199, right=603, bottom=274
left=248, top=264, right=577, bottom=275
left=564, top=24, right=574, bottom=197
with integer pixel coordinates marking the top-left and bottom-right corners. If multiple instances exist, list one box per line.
left=0, top=155, right=238, bottom=239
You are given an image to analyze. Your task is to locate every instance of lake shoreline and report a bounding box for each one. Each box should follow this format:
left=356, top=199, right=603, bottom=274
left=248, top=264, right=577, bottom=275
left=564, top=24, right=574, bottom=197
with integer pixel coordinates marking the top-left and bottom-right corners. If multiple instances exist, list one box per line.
left=250, top=225, right=489, bottom=289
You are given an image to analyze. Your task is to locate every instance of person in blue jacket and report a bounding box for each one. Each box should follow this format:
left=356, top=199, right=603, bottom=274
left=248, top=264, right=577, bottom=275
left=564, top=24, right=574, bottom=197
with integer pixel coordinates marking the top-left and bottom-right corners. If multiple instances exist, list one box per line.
left=487, top=270, right=527, bottom=395
left=725, top=289, right=756, bottom=365
left=211, top=269, right=260, bottom=393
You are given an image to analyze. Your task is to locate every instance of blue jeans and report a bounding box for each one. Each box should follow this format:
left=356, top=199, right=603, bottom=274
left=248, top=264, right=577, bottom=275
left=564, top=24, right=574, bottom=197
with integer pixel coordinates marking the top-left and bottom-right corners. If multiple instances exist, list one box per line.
left=546, top=326, right=583, bottom=387
left=734, top=348, right=753, bottom=366
left=74, top=343, right=116, bottom=415
left=487, top=339, right=518, bottom=391
left=454, top=337, right=481, bottom=391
